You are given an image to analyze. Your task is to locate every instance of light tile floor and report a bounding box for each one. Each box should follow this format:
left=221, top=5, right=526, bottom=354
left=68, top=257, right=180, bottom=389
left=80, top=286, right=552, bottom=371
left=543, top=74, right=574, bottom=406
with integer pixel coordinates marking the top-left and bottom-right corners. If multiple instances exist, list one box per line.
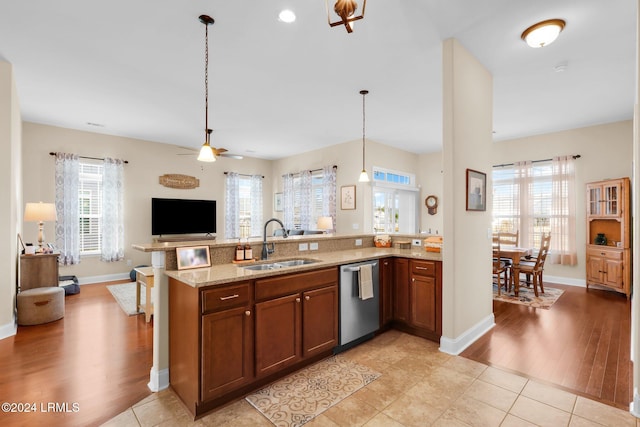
left=102, top=330, right=639, bottom=427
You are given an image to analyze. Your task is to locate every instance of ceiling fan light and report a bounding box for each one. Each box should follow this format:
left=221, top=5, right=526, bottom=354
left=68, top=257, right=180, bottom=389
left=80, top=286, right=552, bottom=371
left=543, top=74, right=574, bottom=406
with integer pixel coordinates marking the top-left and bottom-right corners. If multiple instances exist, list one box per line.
left=197, top=144, right=216, bottom=162
left=521, top=19, right=565, bottom=48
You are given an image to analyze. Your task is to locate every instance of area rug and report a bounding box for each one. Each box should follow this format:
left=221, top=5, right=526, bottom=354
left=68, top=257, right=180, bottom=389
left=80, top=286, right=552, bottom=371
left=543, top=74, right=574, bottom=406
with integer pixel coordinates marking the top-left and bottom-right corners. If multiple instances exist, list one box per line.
left=245, top=355, right=381, bottom=427
left=106, top=282, right=146, bottom=316
left=493, top=283, right=564, bottom=309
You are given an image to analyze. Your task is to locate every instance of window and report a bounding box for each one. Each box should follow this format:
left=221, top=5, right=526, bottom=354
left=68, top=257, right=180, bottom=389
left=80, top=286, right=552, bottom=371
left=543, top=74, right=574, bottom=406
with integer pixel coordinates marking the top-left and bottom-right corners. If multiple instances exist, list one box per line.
left=78, top=162, right=103, bottom=255
left=282, top=166, right=336, bottom=232
left=371, top=167, right=418, bottom=234
left=225, top=173, right=263, bottom=239
left=492, top=157, right=577, bottom=264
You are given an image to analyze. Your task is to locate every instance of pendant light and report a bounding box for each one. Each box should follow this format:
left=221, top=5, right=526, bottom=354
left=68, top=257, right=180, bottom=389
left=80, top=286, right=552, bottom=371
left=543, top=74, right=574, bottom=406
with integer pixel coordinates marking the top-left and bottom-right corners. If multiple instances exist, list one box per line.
left=358, top=89, right=370, bottom=182
left=197, top=15, right=216, bottom=162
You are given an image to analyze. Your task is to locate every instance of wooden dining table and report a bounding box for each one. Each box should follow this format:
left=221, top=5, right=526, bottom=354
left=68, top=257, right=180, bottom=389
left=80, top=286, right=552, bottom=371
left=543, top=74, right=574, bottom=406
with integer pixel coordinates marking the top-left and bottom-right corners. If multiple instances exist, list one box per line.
left=499, top=246, right=532, bottom=297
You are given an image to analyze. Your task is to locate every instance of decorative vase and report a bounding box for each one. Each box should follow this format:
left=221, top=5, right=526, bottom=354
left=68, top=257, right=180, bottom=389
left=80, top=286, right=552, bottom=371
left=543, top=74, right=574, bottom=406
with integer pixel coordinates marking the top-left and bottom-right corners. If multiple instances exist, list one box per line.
left=595, top=233, right=607, bottom=245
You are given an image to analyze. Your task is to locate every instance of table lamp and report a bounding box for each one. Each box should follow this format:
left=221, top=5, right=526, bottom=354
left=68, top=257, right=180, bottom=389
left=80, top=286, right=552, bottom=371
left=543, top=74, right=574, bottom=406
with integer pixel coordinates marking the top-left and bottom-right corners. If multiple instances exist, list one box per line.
left=317, top=216, right=334, bottom=234
left=24, top=202, right=57, bottom=250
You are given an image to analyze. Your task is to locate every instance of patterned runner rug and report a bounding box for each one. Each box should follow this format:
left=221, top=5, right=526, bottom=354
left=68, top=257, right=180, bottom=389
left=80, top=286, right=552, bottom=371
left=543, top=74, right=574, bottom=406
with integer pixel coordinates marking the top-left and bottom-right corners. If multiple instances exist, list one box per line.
left=493, top=283, right=564, bottom=309
left=107, top=282, right=146, bottom=316
left=245, top=355, right=381, bottom=427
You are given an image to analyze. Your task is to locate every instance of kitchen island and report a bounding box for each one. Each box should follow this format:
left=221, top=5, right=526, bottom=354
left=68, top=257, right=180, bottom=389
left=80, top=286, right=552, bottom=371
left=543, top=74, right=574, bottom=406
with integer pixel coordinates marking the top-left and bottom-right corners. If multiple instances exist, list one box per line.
left=164, top=245, right=442, bottom=418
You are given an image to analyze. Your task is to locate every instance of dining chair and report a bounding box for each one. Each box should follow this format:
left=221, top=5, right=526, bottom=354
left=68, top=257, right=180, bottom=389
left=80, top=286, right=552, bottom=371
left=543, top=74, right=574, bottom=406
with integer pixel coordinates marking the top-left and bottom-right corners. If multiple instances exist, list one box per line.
left=498, top=230, right=519, bottom=247
left=517, top=232, right=551, bottom=297
left=492, top=236, right=509, bottom=295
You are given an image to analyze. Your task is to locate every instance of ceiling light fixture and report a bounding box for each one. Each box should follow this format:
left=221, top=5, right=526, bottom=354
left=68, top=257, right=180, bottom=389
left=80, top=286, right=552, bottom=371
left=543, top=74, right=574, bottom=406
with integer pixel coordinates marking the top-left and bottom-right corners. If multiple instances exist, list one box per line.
left=358, top=89, right=370, bottom=183
left=197, top=14, right=216, bottom=162
left=521, top=19, right=566, bottom=48
left=326, top=0, right=366, bottom=33
left=279, top=9, right=296, bottom=23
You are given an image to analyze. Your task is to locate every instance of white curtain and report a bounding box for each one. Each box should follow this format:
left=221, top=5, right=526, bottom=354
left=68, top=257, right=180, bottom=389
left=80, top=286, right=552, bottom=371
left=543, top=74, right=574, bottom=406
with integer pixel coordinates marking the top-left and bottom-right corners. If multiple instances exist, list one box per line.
left=225, top=172, right=240, bottom=238
left=249, top=175, right=263, bottom=238
left=322, top=165, right=337, bottom=231
left=299, top=170, right=313, bottom=230
left=54, top=153, right=80, bottom=265
left=282, top=173, right=294, bottom=230
left=101, top=157, right=125, bottom=262
left=513, top=160, right=533, bottom=249
left=549, top=155, right=577, bottom=265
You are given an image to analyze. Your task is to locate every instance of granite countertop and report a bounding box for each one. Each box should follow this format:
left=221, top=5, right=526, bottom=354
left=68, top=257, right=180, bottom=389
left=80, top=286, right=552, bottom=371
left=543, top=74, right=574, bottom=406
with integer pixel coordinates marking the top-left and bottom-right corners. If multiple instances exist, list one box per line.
left=165, top=247, right=442, bottom=288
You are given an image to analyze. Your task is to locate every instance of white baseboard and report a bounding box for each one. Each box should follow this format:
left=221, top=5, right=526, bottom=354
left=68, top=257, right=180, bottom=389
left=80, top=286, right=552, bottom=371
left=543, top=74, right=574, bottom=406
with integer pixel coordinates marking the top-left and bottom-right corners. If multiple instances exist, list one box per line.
left=544, top=275, right=586, bottom=288
left=0, top=317, right=17, bottom=340
left=630, top=388, right=640, bottom=418
left=440, top=313, right=495, bottom=355
left=148, top=367, right=170, bottom=392
left=77, top=272, right=130, bottom=285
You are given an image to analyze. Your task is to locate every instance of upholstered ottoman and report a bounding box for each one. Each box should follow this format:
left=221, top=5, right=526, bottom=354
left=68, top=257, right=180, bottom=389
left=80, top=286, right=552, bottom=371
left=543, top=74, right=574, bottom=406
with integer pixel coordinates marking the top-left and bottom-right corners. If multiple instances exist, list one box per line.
left=17, top=287, right=65, bottom=326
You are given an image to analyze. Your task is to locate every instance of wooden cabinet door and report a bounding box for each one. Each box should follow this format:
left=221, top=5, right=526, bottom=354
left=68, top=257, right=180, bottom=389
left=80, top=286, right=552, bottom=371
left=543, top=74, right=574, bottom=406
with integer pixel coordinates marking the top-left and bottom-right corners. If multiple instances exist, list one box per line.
left=380, top=258, right=393, bottom=327
left=255, top=293, right=301, bottom=377
left=601, top=181, right=622, bottom=217
left=201, top=306, right=253, bottom=401
left=302, top=285, right=338, bottom=357
left=586, top=255, right=603, bottom=283
left=410, top=275, right=437, bottom=333
left=393, top=258, right=409, bottom=323
left=604, top=259, right=624, bottom=289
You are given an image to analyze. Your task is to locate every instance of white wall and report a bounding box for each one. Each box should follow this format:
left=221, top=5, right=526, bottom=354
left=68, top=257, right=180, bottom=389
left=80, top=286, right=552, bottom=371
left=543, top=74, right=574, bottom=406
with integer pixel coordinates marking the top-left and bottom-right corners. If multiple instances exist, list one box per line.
left=441, top=38, right=494, bottom=350
left=0, top=61, right=22, bottom=338
left=22, top=122, right=273, bottom=281
left=492, top=120, right=633, bottom=282
left=271, top=139, right=421, bottom=234
left=419, top=152, right=444, bottom=235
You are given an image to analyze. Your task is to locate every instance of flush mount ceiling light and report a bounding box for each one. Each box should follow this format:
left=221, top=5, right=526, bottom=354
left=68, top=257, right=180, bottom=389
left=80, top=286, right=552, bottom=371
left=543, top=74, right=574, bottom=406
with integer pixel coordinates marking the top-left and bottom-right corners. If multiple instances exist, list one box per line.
left=521, top=19, right=566, bottom=48
left=278, top=9, right=296, bottom=23
left=326, top=0, right=366, bottom=33
left=358, top=89, right=370, bottom=183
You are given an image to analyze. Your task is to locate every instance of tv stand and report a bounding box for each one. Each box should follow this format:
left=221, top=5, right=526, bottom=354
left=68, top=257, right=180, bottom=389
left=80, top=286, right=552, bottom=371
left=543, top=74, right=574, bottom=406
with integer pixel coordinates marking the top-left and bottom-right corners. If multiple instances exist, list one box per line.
left=156, top=234, right=217, bottom=243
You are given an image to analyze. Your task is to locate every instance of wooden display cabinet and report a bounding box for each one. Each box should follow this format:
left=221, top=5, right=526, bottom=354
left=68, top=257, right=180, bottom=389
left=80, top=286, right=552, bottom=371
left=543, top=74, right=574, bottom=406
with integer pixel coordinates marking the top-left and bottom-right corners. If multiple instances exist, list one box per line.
left=585, top=177, right=631, bottom=298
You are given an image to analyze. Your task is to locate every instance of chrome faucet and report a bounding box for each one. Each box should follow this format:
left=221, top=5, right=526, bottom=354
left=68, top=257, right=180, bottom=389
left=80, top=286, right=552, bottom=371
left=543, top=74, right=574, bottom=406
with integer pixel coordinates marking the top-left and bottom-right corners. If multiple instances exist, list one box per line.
left=262, top=218, right=288, bottom=260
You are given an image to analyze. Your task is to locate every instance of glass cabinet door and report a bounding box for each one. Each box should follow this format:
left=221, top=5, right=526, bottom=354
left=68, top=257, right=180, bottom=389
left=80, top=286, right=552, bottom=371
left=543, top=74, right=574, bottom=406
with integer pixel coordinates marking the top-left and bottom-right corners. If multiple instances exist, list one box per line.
left=587, top=186, right=601, bottom=216
left=603, top=183, right=620, bottom=216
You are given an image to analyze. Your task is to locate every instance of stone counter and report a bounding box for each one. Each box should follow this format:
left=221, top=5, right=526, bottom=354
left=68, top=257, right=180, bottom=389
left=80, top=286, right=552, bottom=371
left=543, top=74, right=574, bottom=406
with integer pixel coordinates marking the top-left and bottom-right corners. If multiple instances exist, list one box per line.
left=164, top=247, right=442, bottom=288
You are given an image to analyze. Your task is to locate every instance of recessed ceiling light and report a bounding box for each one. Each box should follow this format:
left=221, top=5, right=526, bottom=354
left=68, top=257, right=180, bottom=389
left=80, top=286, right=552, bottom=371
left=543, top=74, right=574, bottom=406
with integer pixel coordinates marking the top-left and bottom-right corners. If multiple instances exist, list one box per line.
left=278, top=9, right=296, bottom=23
left=521, top=19, right=566, bottom=48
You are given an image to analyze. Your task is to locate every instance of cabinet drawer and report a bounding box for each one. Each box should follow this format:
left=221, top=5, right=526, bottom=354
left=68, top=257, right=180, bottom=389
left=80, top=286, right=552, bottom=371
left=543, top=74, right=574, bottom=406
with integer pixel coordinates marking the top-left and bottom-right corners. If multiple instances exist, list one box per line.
left=410, top=260, right=436, bottom=277
left=255, top=268, right=338, bottom=301
left=587, top=247, right=623, bottom=260
left=202, top=282, right=251, bottom=314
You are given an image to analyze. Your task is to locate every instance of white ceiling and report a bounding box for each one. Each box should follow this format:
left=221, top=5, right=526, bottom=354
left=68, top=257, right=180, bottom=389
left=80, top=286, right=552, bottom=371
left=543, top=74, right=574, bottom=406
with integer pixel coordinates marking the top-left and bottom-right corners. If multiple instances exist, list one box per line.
left=0, top=0, right=635, bottom=160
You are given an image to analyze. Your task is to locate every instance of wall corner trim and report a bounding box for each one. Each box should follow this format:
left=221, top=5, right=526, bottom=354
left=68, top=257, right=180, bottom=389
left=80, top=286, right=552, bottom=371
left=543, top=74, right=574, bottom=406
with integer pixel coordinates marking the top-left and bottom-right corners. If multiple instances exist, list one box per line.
left=439, top=313, right=495, bottom=355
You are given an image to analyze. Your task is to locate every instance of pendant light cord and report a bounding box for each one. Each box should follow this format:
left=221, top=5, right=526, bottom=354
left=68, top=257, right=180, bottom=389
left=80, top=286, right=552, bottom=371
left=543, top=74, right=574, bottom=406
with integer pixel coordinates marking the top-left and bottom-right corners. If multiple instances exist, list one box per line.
left=204, top=21, right=209, bottom=143
left=362, top=90, right=366, bottom=170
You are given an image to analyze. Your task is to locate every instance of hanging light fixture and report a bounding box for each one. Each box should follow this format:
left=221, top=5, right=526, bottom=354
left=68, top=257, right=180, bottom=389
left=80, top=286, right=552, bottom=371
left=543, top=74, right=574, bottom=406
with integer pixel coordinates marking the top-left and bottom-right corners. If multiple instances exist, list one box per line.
left=197, top=14, right=216, bottom=162
left=358, top=89, right=370, bottom=183
left=521, top=19, right=566, bottom=48
left=326, top=0, right=366, bottom=33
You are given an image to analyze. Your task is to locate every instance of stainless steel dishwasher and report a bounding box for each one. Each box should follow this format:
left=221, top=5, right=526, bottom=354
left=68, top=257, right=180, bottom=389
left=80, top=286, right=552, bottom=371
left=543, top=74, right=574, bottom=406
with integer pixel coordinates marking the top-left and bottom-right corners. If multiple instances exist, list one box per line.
left=336, top=260, right=380, bottom=353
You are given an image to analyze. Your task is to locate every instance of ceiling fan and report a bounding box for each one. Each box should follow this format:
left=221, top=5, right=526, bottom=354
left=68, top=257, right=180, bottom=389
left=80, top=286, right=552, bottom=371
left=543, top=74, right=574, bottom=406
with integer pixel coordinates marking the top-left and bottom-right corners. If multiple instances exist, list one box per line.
left=176, top=130, right=243, bottom=160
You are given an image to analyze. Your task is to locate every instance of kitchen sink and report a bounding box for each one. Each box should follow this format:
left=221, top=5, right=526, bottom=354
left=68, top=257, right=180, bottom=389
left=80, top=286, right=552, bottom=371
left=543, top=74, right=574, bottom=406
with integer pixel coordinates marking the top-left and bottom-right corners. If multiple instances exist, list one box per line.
left=242, top=259, right=319, bottom=271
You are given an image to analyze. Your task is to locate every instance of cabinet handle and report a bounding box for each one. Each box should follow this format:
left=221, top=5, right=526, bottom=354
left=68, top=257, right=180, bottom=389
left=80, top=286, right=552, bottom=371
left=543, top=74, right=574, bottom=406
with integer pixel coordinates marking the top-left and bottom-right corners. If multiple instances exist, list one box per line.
left=600, top=252, right=606, bottom=256
left=384, top=261, right=389, bottom=266
left=245, top=310, right=251, bottom=317
left=411, top=278, right=415, bottom=282
left=305, top=295, right=310, bottom=301
left=296, top=297, right=301, bottom=303
left=416, top=266, right=429, bottom=270
left=219, top=294, right=239, bottom=301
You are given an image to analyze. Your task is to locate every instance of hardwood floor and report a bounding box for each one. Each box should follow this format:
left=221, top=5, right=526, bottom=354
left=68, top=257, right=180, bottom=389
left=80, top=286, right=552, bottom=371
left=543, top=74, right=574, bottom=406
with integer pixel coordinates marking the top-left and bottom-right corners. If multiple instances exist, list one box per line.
left=461, top=282, right=633, bottom=409
left=0, top=281, right=153, bottom=427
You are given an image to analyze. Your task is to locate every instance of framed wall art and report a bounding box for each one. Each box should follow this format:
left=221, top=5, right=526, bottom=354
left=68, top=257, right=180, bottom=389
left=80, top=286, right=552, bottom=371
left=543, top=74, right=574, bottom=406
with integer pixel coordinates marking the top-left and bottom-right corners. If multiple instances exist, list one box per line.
left=176, top=246, right=211, bottom=270
left=274, top=193, right=283, bottom=212
left=466, top=168, right=486, bottom=211
left=341, top=185, right=356, bottom=210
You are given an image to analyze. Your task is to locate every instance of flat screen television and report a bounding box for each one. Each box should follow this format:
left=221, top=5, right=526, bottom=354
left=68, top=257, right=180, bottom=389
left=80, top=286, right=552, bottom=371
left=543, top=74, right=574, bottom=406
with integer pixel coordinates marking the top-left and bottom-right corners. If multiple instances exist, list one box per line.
left=151, top=198, right=216, bottom=236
